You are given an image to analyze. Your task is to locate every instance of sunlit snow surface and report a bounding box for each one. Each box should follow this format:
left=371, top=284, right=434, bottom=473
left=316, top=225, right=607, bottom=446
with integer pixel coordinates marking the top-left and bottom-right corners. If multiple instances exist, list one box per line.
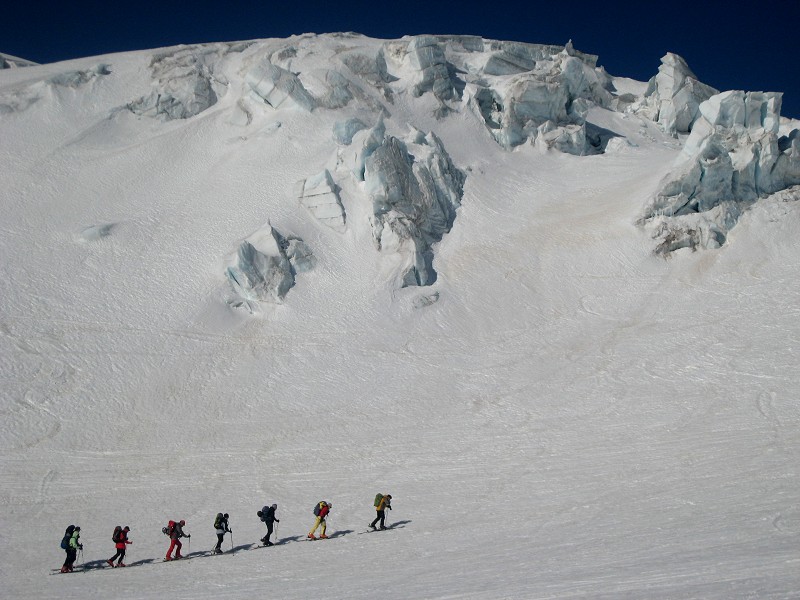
left=1, top=34, right=799, bottom=599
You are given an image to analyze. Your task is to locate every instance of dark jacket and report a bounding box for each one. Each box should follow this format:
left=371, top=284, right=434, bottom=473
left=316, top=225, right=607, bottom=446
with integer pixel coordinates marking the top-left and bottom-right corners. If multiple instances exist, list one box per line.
left=171, top=522, right=188, bottom=540
left=261, top=506, right=279, bottom=524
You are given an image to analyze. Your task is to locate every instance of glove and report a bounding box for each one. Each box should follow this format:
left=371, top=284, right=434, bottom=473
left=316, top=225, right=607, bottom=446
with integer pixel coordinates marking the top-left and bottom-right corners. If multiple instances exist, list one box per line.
left=388, top=506, right=392, bottom=510
left=275, top=519, right=280, bottom=523
left=188, top=534, right=191, bottom=538
left=78, top=544, right=83, bottom=550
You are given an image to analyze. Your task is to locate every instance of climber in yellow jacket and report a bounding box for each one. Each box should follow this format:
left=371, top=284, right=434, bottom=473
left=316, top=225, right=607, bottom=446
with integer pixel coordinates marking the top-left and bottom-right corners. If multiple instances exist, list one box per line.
left=370, top=493, right=392, bottom=530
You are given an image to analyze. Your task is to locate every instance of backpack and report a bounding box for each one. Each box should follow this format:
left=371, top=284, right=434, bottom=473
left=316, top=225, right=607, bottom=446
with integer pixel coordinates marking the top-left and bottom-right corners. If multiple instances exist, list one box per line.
left=313, top=502, right=323, bottom=516
left=60, top=525, right=75, bottom=550
left=162, top=520, right=177, bottom=536
left=112, top=525, right=123, bottom=543
left=214, top=513, right=223, bottom=529
left=374, top=494, right=384, bottom=508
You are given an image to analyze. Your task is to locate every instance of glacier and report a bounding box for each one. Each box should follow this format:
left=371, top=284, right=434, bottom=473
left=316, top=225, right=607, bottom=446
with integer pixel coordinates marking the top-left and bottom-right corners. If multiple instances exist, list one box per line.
left=1, top=33, right=800, bottom=600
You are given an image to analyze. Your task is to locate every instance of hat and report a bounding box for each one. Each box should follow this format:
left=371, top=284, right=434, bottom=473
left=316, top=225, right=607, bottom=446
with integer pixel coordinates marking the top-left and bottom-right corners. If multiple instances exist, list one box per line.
left=179, top=520, right=185, bottom=526
left=271, top=504, right=277, bottom=509
left=123, top=526, right=130, bottom=531
left=223, top=513, right=229, bottom=519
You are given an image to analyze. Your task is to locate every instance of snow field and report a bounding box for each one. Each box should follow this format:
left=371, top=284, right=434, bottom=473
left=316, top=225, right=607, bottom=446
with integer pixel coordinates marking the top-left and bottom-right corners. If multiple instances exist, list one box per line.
left=1, top=36, right=799, bottom=599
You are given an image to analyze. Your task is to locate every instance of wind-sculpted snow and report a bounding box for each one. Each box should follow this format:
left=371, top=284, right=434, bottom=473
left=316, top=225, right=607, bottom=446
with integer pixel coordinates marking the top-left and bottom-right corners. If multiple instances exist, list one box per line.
left=635, top=53, right=718, bottom=136
left=0, top=64, right=110, bottom=114
left=355, top=124, right=465, bottom=287
left=225, top=222, right=314, bottom=307
left=128, top=44, right=249, bottom=120
left=643, top=90, right=800, bottom=252
left=0, top=53, right=37, bottom=69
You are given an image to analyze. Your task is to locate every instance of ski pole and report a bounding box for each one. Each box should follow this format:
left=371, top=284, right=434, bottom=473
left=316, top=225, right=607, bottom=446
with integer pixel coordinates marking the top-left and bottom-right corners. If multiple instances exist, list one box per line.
left=230, top=529, right=234, bottom=553
left=275, top=522, right=279, bottom=543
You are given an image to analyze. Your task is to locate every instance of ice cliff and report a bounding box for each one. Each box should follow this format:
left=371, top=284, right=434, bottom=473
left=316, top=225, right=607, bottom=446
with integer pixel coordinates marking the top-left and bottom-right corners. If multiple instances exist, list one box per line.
left=635, top=53, right=719, bottom=136
left=225, top=223, right=314, bottom=308
left=4, top=33, right=798, bottom=298
left=643, top=90, right=800, bottom=253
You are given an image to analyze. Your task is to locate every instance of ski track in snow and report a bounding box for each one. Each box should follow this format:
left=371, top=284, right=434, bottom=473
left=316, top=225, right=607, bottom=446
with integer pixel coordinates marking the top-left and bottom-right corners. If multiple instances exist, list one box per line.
left=1, top=36, right=800, bottom=599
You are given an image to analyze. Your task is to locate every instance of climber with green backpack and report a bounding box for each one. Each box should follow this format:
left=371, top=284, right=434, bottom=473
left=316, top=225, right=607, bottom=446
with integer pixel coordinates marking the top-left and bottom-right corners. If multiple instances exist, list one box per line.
left=213, top=513, right=231, bottom=554
left=370, top=493, right=392, bottom=530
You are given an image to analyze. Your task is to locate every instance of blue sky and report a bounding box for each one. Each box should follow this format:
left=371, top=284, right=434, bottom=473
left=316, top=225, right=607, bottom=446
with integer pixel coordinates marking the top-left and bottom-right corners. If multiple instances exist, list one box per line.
left=3, top=0, right=799, bottom=117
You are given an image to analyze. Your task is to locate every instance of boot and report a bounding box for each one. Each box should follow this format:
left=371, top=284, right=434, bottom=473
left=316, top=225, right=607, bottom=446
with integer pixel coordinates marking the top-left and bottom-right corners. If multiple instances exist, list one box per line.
left=319, top=534, right=328, bottom=539
left=307, top=533, right=316, bottom=540
left=60, top=566, right=68, bottom=573
left=106, top=559, right=114, bottom=567
left=117, top=563, right=126, bottom=567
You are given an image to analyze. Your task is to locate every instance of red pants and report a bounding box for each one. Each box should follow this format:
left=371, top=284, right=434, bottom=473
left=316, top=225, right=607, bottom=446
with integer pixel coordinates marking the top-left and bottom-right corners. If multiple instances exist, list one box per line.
left=166, top=538, right=182, bottom=559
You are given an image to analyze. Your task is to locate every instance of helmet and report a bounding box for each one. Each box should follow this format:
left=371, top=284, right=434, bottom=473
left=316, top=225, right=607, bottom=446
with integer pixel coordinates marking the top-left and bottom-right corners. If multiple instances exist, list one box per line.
left=223, top=513, right=229, bottom=519
left=179, top=520, right=185, bottom=526
left=74, top=526, right=81, bottom=531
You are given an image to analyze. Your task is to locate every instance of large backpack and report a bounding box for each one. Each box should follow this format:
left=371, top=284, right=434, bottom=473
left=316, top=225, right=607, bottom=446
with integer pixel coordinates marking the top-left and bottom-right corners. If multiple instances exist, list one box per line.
left=61, top=525, right=75, bottom=549
left=313, top=502, right=323, bottom=516
left=112, top=525, right=123, bottom=543
left=162, top=520, right=177, bottom=536
left=374, top=494, right=384, bottom=508
left=214, top=513, right=223, bottom=529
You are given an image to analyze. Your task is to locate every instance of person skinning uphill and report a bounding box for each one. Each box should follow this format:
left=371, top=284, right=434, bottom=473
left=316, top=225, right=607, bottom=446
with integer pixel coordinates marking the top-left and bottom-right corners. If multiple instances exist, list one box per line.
left=370, top=493, right=392, bottom=530
left=258, top=504, right=280, bottom=546
left=213, top=513, right=231, bottom=554
left=164, top=519, right=190, bottom=561
left=308, top=501, right=331, bottom=540
left=60, top=525, right=82, bottom=573
left=107, top=525, right=132, bottom=567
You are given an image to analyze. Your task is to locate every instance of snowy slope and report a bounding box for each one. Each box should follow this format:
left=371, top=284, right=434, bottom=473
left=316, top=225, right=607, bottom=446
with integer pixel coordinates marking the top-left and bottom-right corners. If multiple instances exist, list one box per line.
left=1, top=34, right=799, bottom=600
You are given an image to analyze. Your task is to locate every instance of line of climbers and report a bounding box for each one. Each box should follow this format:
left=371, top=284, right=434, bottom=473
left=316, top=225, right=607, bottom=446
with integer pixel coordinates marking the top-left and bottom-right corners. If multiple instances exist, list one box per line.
left=58, top=493, right=392, bottom=572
